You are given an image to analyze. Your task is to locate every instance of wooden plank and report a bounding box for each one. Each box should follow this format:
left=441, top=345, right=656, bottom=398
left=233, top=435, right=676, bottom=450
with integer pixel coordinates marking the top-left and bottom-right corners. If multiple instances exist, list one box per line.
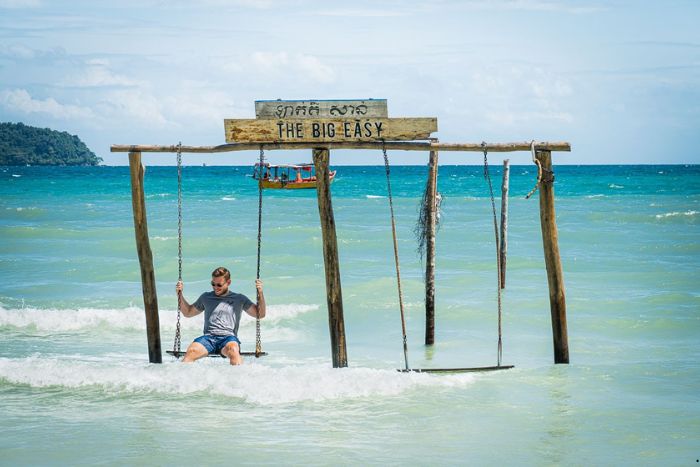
left=313, top=148, right=348, bottom=368
left=535, top=150, right=569, bottom=364
left=166, top=351, right=267, bottom=358
left=129, top=151, right=162, bottom=364
left=224, top=117, right=437, bottom=143
left=399, top=365, right=514, bottom=373
left=255, top=99, right=388, bottom=119
left=112, top=141, right=571, bottom=153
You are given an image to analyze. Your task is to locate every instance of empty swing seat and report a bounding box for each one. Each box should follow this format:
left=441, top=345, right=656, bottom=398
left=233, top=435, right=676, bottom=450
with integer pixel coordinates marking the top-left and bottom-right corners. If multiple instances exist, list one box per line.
left=398, top=365, right=514, bottom=373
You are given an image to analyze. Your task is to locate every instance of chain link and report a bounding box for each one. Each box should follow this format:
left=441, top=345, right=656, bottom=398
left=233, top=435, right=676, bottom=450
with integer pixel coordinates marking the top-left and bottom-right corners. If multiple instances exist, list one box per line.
left=174, top=142, right=183, bottom=356
left=482, top=143, right=503, bottom=367
left=382, top=142, right=409, bottom=371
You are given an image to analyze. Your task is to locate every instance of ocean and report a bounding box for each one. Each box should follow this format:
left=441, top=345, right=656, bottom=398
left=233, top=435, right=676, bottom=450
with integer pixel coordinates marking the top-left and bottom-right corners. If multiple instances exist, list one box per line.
left=1, top=163, right=698, bottom=465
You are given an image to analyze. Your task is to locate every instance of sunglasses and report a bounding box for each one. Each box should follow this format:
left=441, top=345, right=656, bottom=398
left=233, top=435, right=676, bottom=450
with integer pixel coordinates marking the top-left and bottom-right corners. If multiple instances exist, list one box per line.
left=211, top=281, right=227, bottom=288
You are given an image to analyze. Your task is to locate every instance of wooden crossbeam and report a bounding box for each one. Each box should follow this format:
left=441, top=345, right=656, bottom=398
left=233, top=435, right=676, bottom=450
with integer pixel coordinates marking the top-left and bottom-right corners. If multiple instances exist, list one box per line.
left=111, top=141, right=571, bottom=153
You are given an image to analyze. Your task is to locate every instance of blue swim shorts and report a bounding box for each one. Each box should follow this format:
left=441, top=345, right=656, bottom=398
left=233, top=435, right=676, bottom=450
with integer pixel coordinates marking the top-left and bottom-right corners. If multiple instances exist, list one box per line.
left=193, top=334, right=241, bottom=355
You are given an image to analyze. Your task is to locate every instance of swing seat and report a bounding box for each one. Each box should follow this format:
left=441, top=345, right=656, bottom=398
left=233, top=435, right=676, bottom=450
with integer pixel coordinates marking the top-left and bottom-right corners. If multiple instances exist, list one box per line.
left=166, top=350, right=268, bottom=358
left=398, top=365, right=514, bottom=374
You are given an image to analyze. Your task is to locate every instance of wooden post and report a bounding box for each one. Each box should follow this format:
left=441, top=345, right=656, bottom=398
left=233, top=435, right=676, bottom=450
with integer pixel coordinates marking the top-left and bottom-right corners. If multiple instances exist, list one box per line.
left=313, top=148, right=348, bottom=368
left=425, top=150, right=439, bottom=345
left=535, top=150, right=569, bottom=364
left=129, top=151, right=162, bottom=364
left=500, top=159, right=510, bottom=289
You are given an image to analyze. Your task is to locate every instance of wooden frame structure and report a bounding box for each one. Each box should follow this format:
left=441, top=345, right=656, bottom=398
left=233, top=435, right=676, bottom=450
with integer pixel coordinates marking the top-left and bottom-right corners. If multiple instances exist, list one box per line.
left=112, top=140, right=571, bottom=367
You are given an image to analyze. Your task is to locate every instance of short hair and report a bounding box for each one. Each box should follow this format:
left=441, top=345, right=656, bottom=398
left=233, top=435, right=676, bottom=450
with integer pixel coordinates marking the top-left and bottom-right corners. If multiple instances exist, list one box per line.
left=211, top=267, right=230, bottom=281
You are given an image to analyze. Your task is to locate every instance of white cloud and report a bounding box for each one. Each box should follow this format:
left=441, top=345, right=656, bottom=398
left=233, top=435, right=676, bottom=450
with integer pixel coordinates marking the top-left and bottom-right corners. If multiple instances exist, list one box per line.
left=315, top=8, right=407, bottom=17
left=163, top=82, right=237, bottom=125
left=250, top=52, right=336, bottom=84
left=460, top=0, right=606, bottom=14
left=468, top=64, right=574, bottom=117
left=251, top=51, right=290, bottom=71
left=99, top=89, right=170, bottom=128
left=0, top=44, right=65, bottom=60
left=0, top=44, right=36, bottom=59
left=0, top=0, right=41, bottom=8
left=485, top=110, right=573, bottom=125
left=297, top=55, right=335, bottom=84
left=530, top=79, right=572, bottom=99
left=164, top=0, right=276, bottom=8
left=0, top=88, right=94, bottom=119
left=62, top=61, right=141, bottom=88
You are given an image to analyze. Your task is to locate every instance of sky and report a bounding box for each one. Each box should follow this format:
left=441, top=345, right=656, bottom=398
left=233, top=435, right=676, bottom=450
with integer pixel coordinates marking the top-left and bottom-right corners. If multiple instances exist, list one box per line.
left=0, top=0, right=698, bottom=166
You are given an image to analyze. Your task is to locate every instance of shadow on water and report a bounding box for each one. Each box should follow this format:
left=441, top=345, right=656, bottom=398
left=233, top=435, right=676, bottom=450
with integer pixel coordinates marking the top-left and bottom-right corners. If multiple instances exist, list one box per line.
left=542, top=366, right=574, bottom=465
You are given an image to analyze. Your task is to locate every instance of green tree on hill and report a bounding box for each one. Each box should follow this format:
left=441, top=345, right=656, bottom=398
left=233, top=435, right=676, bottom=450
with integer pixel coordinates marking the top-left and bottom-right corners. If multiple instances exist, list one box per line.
left=0, top=122, right=102, bottom=166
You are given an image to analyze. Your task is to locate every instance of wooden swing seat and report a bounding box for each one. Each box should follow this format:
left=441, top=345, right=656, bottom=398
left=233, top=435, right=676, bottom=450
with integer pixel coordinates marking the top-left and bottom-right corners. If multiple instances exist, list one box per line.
left=398, top=365, right=514, bottom=373
left=166, top=350, right=268, bottom=358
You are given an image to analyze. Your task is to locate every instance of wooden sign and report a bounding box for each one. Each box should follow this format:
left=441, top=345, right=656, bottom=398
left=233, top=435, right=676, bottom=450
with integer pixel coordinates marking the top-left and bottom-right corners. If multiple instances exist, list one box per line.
left=255, top=99, right=388, bottom=119
left=224, top=117, right=437, bottom=143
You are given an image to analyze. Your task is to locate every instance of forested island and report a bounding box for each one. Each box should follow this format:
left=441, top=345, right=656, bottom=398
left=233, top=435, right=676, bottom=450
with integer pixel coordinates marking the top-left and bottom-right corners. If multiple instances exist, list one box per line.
left=0, top=122, right=102, bottom=166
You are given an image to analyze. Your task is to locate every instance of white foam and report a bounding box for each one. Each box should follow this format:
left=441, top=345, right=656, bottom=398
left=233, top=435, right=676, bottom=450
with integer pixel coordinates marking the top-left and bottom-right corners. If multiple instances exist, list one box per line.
left=609, top=183, right=624, bottom=189
left=221, top=196, right=236, bottom=201
left=241, top=303, right=318, bottom=324
left=366, top=195, right=385, bottom=199
left=0, top=357, right=475, bottom=405
left=655, top=210, right=698, bottom=219
left=0, top=305, right=146, bottom=332
left=0, top=303, right=318, bottom=333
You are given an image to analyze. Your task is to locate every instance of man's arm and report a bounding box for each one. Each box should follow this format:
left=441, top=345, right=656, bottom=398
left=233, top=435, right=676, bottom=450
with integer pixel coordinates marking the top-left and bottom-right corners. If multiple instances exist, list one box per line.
left=245, top=279, right=266, bottom=319
left=175, top=281, right=202, bottom=317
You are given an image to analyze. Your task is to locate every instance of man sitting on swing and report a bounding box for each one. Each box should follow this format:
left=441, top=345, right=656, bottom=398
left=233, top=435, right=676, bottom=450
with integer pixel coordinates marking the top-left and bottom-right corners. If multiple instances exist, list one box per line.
left=175, top=267, right=266, bottom=365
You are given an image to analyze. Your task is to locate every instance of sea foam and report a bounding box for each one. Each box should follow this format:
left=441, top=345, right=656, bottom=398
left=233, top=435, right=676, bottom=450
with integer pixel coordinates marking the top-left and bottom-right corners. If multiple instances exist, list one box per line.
left=0, top=356, right=475, bottom=405
left=0, top=303, right=319, bottom=333
left=655, top=210, right=698, bottom=219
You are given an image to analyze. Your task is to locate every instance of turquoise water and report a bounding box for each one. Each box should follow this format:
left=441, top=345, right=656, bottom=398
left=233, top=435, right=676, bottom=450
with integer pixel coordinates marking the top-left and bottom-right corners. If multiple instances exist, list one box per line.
left=1, top=163, right=698, bottom=465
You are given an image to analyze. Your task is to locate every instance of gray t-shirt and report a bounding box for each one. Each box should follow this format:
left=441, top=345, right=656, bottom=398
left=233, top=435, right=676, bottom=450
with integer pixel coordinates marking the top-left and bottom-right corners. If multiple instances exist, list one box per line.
left=193, top=290, right=254, bottom=337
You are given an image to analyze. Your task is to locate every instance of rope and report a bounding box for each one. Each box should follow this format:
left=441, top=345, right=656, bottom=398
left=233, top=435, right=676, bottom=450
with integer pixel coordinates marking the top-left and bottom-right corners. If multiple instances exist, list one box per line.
left=173, top=142, right=183, bottom=357
left=255, top=145, right=264, bottom=357
left=482, top=142, right=503, bottom=367
left=525, top=140, right=543, bottom=200
left=382, top=142, right=409, bottom=371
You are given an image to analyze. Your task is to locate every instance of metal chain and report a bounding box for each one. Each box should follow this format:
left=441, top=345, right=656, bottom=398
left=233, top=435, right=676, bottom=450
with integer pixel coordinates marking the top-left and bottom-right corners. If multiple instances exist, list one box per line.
left=482, top=143, right=503, bottom=367
left=382, top=142, right=409, bottom=371
left=173, top=142, right=183, bottom=357
left=255, top=145, right=264, bottom=357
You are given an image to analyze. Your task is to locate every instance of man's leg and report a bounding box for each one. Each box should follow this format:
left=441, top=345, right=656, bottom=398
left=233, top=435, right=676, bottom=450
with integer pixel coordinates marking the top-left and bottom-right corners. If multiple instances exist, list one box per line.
left=182, top=341, right=209, bottom=363
left=222, top=341, right=243, bottom=366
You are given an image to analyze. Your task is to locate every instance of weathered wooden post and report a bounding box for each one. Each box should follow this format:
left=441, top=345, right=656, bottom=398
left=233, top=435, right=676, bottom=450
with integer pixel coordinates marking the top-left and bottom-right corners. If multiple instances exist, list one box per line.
left=500, top=159, right=510, bottom=289
left=425, top=150, right=439, bottom=345
left=313, top=148, right=348, bottom=368
left=128, top=151, right=162, bottom=364
left=535, top=150, right=569, bottom=364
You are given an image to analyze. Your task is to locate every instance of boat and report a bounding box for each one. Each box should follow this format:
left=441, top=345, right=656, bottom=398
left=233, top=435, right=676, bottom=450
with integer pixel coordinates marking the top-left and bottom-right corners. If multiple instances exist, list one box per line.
left=252, top=162, right=336, bottom=189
